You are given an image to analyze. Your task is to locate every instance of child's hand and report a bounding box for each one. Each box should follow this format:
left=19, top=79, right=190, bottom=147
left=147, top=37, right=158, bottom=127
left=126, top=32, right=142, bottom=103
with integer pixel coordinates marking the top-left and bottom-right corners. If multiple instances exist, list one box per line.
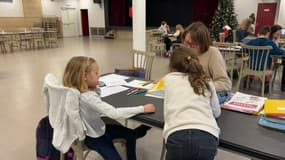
left=143, top=104, right=155, bottom=113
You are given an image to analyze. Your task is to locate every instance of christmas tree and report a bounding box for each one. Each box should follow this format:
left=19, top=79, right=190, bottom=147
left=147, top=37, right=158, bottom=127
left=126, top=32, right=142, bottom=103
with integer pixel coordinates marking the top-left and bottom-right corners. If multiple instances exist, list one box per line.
left=211, top=0, right=238, bottom=42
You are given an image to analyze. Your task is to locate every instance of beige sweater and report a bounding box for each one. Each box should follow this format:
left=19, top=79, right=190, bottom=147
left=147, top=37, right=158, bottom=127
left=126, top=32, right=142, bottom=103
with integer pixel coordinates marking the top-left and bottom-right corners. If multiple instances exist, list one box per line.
left=199, top=46, right=232, bottom=91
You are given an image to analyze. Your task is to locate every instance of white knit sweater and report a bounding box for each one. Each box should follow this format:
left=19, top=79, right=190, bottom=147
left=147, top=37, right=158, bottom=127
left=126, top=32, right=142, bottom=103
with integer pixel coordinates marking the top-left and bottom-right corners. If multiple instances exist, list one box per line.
left=163, top=72, right=221, bottom=141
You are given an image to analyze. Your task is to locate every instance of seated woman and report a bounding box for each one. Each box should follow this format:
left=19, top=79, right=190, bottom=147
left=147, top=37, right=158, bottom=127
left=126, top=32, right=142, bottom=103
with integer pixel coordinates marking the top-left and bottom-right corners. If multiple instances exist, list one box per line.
left=171, top=24, right=184, bottom=43
left=269, top=24, right=285, bottom=91
left=236, top=19, right=253, bottom=42
left=182, top=22, right=232, bottom=104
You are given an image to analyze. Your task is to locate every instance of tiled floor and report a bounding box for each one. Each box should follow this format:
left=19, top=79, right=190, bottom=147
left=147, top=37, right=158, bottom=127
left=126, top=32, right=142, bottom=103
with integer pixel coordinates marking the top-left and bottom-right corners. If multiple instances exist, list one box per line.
left=0, top=32, right=283, bottom=160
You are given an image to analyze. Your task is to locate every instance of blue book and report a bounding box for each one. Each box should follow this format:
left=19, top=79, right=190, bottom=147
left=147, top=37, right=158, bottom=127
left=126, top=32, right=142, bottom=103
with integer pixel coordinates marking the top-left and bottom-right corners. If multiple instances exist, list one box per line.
left=259, top=115, right=285, bottom=131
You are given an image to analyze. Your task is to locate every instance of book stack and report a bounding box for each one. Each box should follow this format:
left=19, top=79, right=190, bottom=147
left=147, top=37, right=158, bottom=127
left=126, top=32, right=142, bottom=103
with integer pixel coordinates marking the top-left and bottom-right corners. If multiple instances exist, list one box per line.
left=259, top=100, right=285, bottom=131
left=221, top=92, right=267, bottom=115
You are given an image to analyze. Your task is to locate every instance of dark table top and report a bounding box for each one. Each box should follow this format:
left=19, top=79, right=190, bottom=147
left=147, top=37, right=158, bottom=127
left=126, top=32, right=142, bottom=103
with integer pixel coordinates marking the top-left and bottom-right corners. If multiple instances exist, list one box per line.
left=103, top=88, right=285, bottom=160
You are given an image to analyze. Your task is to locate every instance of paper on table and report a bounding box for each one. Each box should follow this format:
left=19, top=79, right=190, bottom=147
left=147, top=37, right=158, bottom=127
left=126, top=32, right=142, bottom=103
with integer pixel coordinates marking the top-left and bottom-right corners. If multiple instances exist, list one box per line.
left=100, top=86, right=129, bottom=98
left=99, top=74, right=129, bottom=87
left=125, top=80, right=154, bottom=89
left=102, top=79, right=127, bottom=87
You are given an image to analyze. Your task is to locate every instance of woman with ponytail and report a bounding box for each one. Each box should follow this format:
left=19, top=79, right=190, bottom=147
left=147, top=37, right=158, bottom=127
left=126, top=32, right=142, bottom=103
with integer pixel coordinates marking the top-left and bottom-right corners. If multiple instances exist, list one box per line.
left=163, top=47, right=221, bottom=160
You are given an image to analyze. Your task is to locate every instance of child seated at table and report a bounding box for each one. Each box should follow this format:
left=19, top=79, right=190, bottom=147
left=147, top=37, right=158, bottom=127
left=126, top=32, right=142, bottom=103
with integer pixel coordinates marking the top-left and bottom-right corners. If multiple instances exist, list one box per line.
left=163, top=47, right=221, bottom=160
left=62, top=56, right=155, bottom=160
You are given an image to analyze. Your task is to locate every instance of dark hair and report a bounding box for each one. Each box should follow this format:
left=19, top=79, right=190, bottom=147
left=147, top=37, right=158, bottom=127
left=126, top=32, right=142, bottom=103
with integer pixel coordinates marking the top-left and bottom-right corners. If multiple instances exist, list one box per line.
left=259, top=26, right=271, bottom=36
left=169, top=47, right=211, bottom=96
left=161, top=21, right=167, bottom=26
left=270, top=24, right=282, bottom=39
left=182, top=22, right=212, bottom=53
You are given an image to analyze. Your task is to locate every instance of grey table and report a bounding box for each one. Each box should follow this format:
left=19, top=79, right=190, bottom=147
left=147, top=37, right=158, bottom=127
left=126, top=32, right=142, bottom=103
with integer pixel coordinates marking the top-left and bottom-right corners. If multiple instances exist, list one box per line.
left=102, top=85, right=285, bottom=160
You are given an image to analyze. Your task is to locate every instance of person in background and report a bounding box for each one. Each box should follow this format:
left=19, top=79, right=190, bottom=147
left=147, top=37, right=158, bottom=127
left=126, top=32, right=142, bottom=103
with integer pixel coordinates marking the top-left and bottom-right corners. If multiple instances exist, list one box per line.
left=171, top=24, right=184, bottom=43
left=164, top=47, right=220, bottom=160
left=62, top=56, right=155, bottom=160
left=182, top=22, right=232, bottom=104
left=236, top=19, right=252, bottom=42
left=270, top=24, right=283, bottom=46
left=158, top=21, right=169, bottom=35
left=247, top=26, right=285, bottom=91
left=241, top=26, right=256, bottom=44
left=219, top=22, right=231, bottom=42
left=269, top=25, right=285, bottom=91
left=249, top=13, right=256, bottom=24
left=158, top=21, right=172, bottom=53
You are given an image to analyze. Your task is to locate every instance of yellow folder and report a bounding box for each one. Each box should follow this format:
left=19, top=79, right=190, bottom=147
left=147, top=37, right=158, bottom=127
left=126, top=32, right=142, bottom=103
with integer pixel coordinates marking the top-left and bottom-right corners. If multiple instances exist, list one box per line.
left=264, top=99, right=285, bottom=115
left=148, top=78, right=164, bottom=92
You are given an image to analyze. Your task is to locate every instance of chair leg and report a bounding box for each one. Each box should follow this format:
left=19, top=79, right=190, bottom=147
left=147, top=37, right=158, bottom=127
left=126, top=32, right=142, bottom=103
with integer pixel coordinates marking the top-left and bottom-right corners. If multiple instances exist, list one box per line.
left=72, top=142, right=85, bottom=160
left=236, top=73, right=243, bottom=91
left=269, top=79, right=273, bottom=95
left=160, top=140, right=166, bottom=160
left=246, top=76, right=250, bottom=89
left=60, top=153, right=64, bottom=160
left=261, top=76, right=265, bottom=97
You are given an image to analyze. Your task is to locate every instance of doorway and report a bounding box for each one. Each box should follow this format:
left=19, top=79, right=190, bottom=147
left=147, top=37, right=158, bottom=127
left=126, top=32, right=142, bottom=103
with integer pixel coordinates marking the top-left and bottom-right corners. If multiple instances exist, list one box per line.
left=80, top=9, right=89, bottom=36
left=61, top=7, right=79, bottom=37
left=255, top=3, right=277, bottom=34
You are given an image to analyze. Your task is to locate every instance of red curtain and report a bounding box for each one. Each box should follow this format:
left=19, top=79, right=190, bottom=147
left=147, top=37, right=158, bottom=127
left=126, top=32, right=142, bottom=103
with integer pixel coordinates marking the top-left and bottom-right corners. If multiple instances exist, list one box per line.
left=192, top=0, right=218, bottom=27
left=109, top=0, right=127, bottom=26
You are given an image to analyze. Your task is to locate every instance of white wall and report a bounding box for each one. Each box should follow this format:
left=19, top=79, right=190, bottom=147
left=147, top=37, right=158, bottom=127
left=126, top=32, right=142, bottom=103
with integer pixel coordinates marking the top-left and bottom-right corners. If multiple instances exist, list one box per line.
left=79, top=0, right=105, bottom=28
left=0, top=0, right=24, bottom=17
left=277, top=0, right=285, bottom=26
left=41, top=0, right=105, bottom=36
left=41, top=0, right=79, bottom=17
left=235, top=0, right=281, bottom=24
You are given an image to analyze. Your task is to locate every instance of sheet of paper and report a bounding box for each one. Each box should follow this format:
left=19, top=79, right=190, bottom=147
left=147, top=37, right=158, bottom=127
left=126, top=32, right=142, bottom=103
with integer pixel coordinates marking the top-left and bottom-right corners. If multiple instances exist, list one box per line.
left=99, top=74, right=129, bottom=87
left=124, top=80, right=154, bottom=89
left=100, top=86, right=129, bottom=98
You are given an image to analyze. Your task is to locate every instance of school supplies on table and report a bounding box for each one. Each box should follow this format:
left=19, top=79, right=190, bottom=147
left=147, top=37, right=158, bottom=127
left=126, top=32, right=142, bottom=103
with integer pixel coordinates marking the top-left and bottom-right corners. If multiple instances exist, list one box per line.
left=126, top=88, right=148, bottom=96
left=126, top=88, right=140, bottom=96
left=145, top=90, right=164, bottom=99
left=221, top=92, right=267, bottom=115
left=264, top=99, right=285, bottom=119
left=264, top=116, right=285, bottom=125
left=259, top=115, right=285, bottom=132
left=99, top=74, right=129, bottom=87
left=145, top=79, right=165, bottom=99
left=100, top=86, right=129, bottom=98
left=133, top=89, right=147, bottom=95
left=124, top=80, right=154, bottom=89
left=259, top=99, right=285, bottom=131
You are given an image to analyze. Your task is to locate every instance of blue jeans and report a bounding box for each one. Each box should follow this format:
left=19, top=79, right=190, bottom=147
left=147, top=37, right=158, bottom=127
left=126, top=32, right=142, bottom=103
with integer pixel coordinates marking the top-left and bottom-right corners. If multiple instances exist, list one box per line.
left=85, top=124, right=137, bottom=160
left=216, top=91, right=231, bottom=104
left=166, top=129, right=218, bottom=160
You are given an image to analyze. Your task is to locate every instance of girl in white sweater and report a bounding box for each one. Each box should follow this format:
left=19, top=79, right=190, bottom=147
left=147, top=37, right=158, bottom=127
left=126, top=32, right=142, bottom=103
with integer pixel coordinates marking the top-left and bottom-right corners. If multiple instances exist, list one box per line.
left=63, top=56, right=155, bottom=160
left=164, top=47, right=221, bottom=160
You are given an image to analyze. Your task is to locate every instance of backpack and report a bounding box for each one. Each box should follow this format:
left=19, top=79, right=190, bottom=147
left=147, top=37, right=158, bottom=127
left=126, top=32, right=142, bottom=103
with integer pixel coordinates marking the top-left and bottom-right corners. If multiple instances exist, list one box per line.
left=36, top=116, right=75, bottom=160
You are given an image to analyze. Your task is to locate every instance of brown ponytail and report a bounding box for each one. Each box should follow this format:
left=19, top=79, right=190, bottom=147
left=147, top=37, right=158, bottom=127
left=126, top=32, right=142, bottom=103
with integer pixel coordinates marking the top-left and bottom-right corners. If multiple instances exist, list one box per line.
left=169, top=47, right=211, bottom=96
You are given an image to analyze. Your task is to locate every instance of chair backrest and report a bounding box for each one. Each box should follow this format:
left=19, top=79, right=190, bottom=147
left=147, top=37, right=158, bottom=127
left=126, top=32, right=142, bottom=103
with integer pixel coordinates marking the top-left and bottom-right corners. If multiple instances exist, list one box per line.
left=213, top=42, right=237, bottom=79
left=240, top=44, right=272, bottom=71
left=130, top=50, right=156, bottom=80
left=31, top=27, right=44, bottom=32
left=213, top=42, right=237, bottom=63
left=232, top=29, right=237, bottom=43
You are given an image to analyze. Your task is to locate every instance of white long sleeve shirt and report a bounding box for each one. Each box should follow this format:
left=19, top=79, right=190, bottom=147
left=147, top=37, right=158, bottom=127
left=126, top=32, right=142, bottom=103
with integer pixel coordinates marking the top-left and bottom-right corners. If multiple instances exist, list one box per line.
left=163, top=72, right=221, bottom=141
left=79, top=91, right=145, bottom=138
